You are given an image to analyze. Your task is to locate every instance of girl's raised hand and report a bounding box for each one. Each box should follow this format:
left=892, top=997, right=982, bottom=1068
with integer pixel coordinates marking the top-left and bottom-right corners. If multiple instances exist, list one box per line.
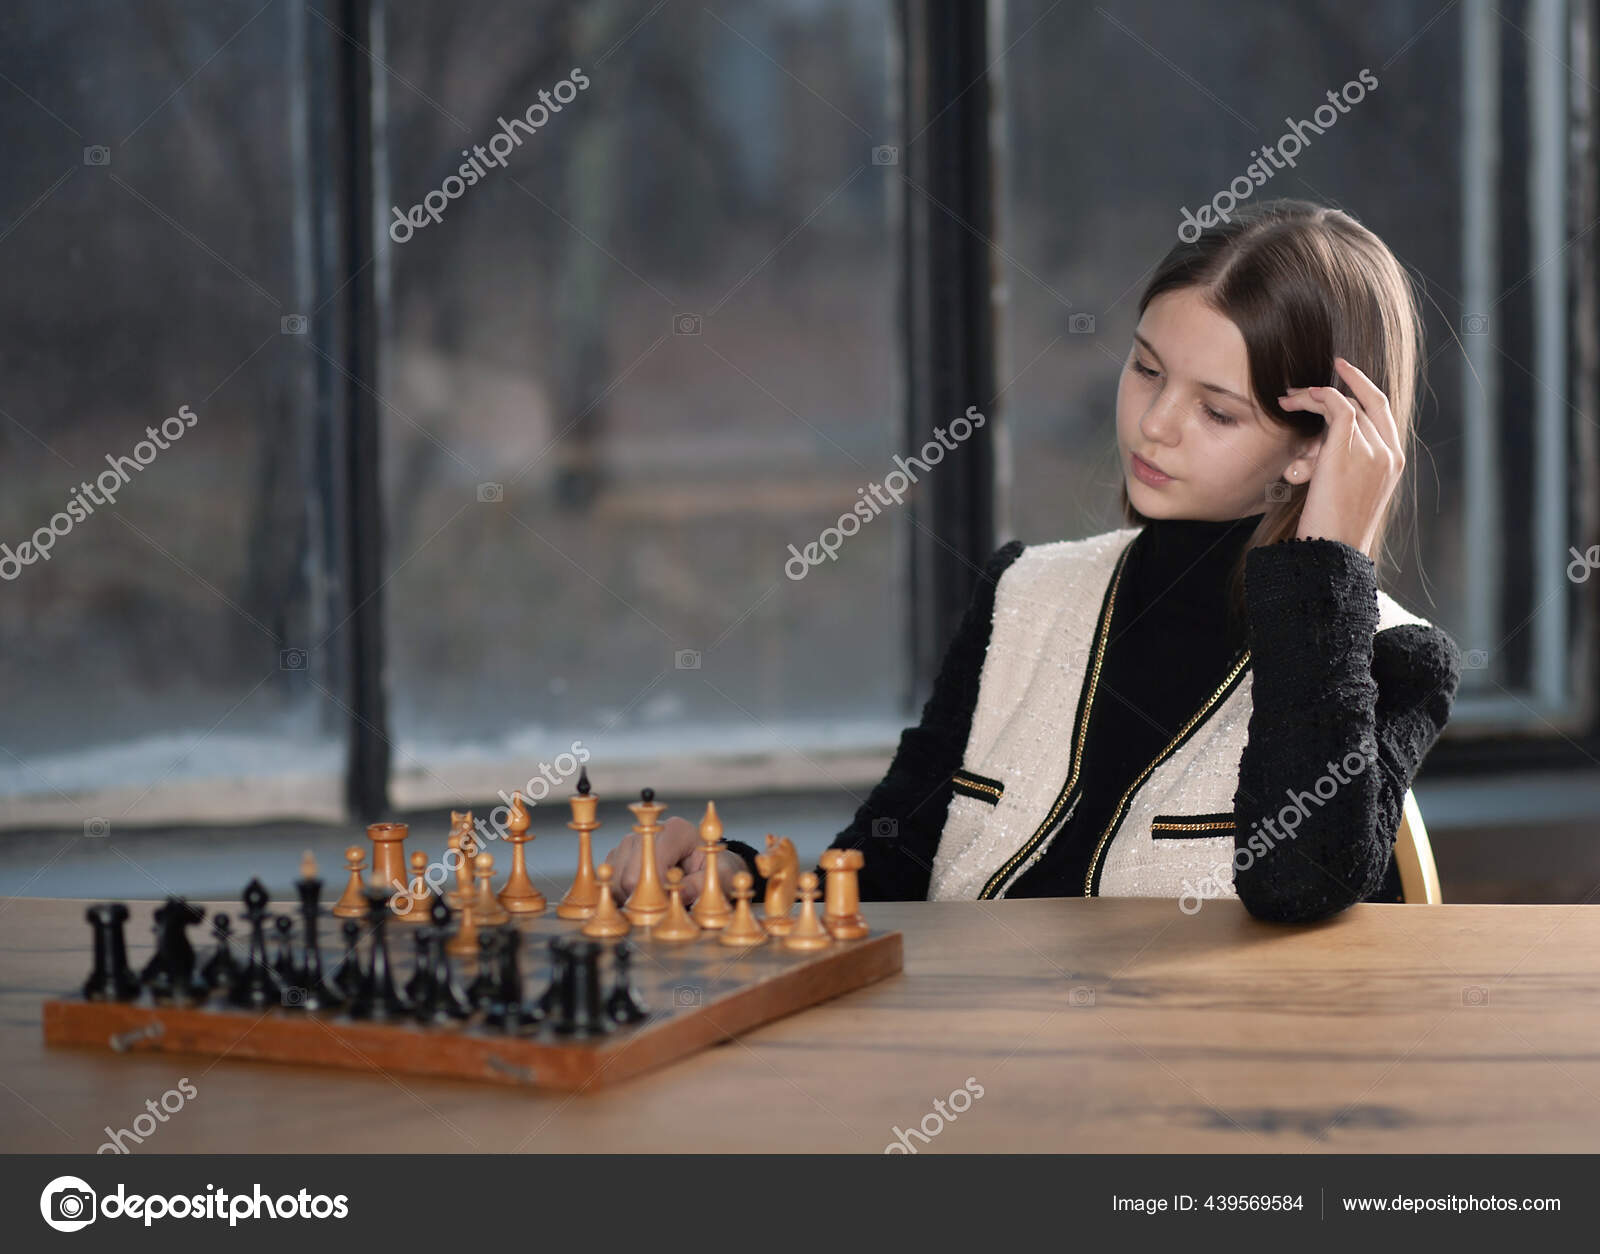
left=600, top=814, right=745, bottom=906
left=1277, top=355, right=1405, bottom=557
left=602, top=815, right=699, bottom=899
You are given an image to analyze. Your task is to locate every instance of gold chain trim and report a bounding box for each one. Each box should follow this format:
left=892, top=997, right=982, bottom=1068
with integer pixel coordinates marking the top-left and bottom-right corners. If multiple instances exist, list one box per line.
left=952, top=773, right=1004, bottom=801
left=1150, top=817, right=1236, bottom=833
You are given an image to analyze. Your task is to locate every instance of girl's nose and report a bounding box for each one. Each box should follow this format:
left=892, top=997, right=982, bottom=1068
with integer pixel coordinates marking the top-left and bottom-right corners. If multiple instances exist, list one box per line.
left=1139, top=395, right=1182, bottom=444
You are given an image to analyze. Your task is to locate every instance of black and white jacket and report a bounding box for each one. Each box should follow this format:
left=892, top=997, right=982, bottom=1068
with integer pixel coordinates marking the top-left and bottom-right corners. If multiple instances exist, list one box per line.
left=730, top=524, right=1463, bottom=924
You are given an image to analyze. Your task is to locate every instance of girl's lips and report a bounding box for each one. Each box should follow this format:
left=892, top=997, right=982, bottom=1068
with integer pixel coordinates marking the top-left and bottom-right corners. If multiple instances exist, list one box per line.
left=1131, top=453, right=1174, bottom=485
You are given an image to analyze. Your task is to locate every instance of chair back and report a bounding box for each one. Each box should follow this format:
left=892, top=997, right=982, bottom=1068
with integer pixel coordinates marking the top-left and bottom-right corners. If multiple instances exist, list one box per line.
left=1394, top=788, right=1441, bottom=904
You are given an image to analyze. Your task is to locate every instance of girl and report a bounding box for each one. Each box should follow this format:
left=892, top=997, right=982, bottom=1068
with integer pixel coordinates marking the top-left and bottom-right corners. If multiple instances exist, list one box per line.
left=606, top=198, right=1463, bottom=924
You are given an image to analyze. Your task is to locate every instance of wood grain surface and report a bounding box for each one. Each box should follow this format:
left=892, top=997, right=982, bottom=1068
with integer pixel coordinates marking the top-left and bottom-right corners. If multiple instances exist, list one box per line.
left=4, top=895, right=1599, bottom=1153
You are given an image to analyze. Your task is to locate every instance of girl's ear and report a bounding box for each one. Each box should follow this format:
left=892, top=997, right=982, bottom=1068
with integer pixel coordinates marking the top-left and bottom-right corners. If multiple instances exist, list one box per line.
left=1283, top=435, right=1322, bottom=485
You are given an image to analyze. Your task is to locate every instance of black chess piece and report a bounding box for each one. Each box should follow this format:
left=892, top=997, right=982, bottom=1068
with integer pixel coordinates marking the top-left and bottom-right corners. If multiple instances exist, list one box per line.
left=137, top=909, right=163, bottom=990
left=467, top=929, right=500, bottom=1010
left=484, top=927, right=538, bottom=1032
left=405, top=925, right=433, bottom=1007
left=332, top=918, right=366, bottom=1004
left=536, top=935, right=574, bottom=1020
left=83, top=903, right=141, bottom=1001
left=199, top=913, right=239, bottom=998
left=231, top=879, right=284, bottom=1008
left=542, top=940, right=575, bottom=1032
left=406, top=924, right=441, bottom=1021
left=348, top=887, right=409, bottom=1020
left=426, top=898, right=472, bottom=1020
left=272, top=915, right=303, bottom=1005
left=554, top=938, right=611, bottom=1038
left=294, top=864, right=342, bottom=1011
left=604, top=939, right=649, bottom=1024
left=140, top=898, right=206, bottom=1002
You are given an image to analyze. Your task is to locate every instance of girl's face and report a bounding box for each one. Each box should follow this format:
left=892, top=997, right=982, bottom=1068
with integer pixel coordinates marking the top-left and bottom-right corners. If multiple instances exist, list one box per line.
left=1116, top=287, right=1321, bottom=520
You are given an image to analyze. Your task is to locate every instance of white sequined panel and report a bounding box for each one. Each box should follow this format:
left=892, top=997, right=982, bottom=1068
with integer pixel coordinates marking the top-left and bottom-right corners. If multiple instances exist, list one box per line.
left=929, top=530, right=1136, bottom=901
left=927, top=791, right=1010, bottom=900
left=1110, top=833, right=1238, bottom=903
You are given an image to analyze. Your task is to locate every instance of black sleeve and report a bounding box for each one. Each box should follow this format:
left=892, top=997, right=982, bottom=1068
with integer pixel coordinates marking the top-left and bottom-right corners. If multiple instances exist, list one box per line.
left=726, top=541, right=1027, bottom=902
left=1231, top=537, right=1462, bottom=924
left=723, top=837, right=768, bottom=898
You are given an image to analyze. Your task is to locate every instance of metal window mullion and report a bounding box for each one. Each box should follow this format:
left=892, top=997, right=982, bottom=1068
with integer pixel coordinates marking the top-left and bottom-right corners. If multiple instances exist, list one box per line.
left=1529, top=0, right=1570, bottom=714
left=1463, top=0, right=1503, bottom=688
left=332, top=0, right=389, bottom=819
left=899, top=0, right=999, bottom=707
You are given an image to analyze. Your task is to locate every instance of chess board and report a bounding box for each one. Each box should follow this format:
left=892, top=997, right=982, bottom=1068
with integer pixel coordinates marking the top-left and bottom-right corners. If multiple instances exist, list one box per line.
left=42, top=912, right=902, bottom=1091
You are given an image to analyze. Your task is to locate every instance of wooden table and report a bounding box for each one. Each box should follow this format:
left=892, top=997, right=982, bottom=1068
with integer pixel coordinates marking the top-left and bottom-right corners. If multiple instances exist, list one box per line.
left=4, top=895, right=1599, bottom=1153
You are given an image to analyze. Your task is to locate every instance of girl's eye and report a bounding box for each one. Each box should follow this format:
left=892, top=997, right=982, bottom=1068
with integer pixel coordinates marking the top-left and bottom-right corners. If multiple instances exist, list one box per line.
left=1130, top=355, right=1236, bottom=424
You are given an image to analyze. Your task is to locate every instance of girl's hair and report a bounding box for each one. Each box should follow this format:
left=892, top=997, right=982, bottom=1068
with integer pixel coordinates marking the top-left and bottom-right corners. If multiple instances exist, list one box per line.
left=1119, top=198, right=1425, bottom=644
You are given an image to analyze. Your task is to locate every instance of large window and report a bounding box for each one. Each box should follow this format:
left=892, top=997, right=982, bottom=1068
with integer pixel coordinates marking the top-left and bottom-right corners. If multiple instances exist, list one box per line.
left=375, top=1, right=903, bottom=806
left=0, top=2, right=342, bottom=827
left=995, top=0, right=1593, bottom=734
left=4, top=1, right=1597, bottom=830
left=1, top=0, right=905, bottom=826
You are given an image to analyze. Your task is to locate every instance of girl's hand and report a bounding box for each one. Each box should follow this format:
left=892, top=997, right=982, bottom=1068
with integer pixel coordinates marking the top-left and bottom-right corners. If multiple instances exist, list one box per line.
left=601, top=815, right=745, bottom=906
left=676, top=843, right=749, bottom=907
left=1278, top=357, right=1405, bottom=557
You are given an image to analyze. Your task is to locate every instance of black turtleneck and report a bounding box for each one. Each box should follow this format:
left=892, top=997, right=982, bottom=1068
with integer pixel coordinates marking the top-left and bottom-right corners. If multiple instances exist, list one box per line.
left=1004, top=512, right=1263, bottom=898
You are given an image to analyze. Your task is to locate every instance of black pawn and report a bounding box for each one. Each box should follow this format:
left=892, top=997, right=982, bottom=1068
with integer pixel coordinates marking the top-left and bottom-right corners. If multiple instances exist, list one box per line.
left=554, top=939, right=611, bottom=1037
left=83, top=903, right=140, bottom=1001
left=349, top=887, right=408, bottom=1019
left=232, top=879, right=283, bottom=1008
left=485, top=928, right=537, bottom=1031
left=272, top=915, right=301, bottom=996
left=137, top=910, right=163, bottom=991
left=332, top=918, right=366, bottom=1004
left=604, top=939, right=649, bottom=1024
left=200, top=913, right=239, bottom=998
left=467, top=929, right=500, bottom=1010
left=140, top=897, right=206, bottom=1002
left=426, top=898, right=472, bottom=1020
left=407, top=925, right=449, bottom=1023
left=535, top=936, right=572, bottom=1020
left=405, top=925, right=434, bottom=1007
left=294, top=869, right=341, bottom=1011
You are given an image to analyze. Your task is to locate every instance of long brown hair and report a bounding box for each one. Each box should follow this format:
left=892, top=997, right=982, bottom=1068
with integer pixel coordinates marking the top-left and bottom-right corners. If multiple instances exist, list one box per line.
left=1119, top=198, right=1425, bottom=641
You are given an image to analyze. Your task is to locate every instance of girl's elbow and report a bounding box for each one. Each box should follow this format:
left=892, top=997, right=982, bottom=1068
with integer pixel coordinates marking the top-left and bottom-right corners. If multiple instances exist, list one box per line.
left=1235, top=871, right=1355, bottom=925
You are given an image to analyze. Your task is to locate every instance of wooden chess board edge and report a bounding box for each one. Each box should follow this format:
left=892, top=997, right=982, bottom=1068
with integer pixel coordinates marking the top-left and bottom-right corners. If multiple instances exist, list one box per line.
left=41, top=930, right=904, bottom=1092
